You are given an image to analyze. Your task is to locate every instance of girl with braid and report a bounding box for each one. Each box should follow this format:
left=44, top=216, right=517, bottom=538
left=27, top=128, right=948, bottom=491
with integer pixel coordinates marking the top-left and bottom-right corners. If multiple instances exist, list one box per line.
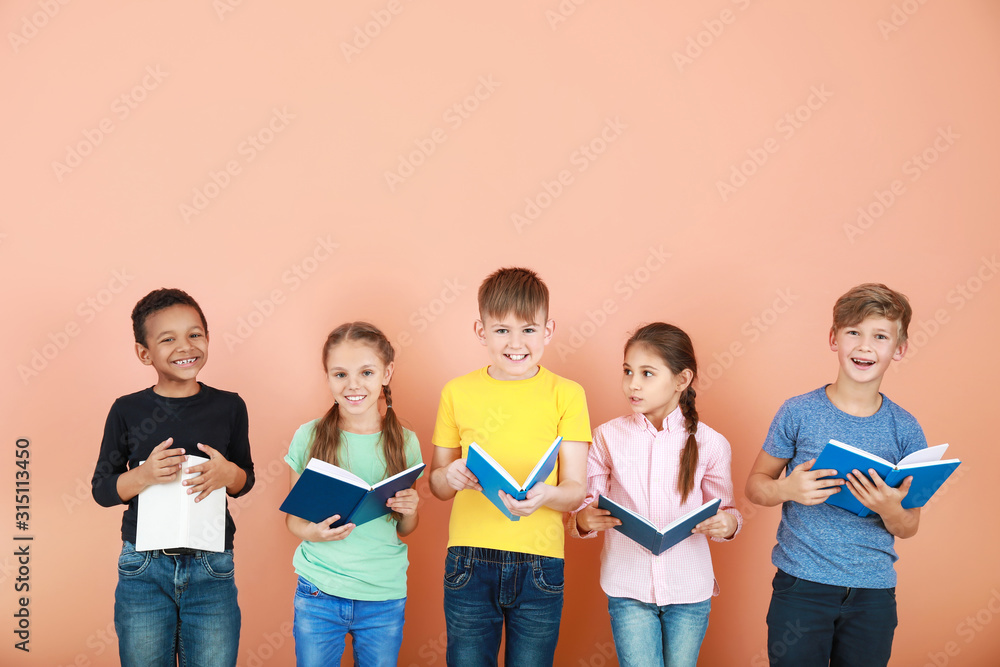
left=570, top=322, right=742, bottom=667
left=283, top=322, right=422, bottom=667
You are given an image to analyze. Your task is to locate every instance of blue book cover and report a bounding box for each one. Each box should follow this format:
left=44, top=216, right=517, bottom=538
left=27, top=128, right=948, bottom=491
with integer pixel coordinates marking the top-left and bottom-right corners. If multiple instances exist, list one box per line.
left=813, top=440, right=960, bottom=518
left=598, top=496, right=721, bottom=556
left=279, top=459, right=425, bottom=528
left=466, top=436, right=563, bottom=521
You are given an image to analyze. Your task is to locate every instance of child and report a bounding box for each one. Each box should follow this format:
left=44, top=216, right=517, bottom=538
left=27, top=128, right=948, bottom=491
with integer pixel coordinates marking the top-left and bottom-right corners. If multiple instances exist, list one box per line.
left=91, top=288, right=255, bottom=667
left=283, top=322, right=421, bottom=667
left=428, top=266, right=591, bottom=667
left=745, top=283, right=927, bottom=667
left=570, top=322, right=742, bottom=667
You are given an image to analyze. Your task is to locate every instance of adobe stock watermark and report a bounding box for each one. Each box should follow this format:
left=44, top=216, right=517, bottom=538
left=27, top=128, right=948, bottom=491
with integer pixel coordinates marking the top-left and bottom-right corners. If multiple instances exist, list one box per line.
left=554, top=244, right=669, bottom=361
left=894, top=253, right=998, bottom=371
left=17, top=269, right=135, bottom=385
left=922, top=588, right=1000, bottom=667
left=391, top=277, right=467, bottom=350
left=51, top=65, right=169, bottom=182
left=699, top=288, right=798, bottom=391
left=878, top=0, right=931, bottom=40
left=716, top=85, right=832, bottom=203
left=544, top=0, right=589, bottom=30
left=384, top=75, right=501, bottom=192
left=213, top=0, right=247, bottom=21
left=223, top=235, right=338, bottom=351
left=8, top=0, right=72, bottom=53
left=179, top=106, right=295, bottom=222
left=404, top=629, right=447, bottom=666
left=672, top=0, right=756, bottom=72
left=843, top=126, right=958, bottom=243
left=340, top=0, right=416, bottom=63
left=511, top=116, right=627, bottom=234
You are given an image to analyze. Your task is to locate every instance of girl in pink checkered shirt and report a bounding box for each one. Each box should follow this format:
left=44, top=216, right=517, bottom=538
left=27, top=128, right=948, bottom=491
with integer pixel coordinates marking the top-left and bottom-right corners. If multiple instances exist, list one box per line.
left=570, top=322, right=742, bottom=667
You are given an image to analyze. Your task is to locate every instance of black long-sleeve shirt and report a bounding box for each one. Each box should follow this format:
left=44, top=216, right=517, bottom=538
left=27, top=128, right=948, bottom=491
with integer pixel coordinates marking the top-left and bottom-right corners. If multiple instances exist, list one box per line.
left=92, top=383, right=255, bottom=549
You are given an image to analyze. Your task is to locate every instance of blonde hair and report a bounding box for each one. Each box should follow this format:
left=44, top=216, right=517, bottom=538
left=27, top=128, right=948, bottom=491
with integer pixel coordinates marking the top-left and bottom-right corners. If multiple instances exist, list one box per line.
left=831, top=283, right=912, bottom=344
left=478, top=267, right=549, bottom=322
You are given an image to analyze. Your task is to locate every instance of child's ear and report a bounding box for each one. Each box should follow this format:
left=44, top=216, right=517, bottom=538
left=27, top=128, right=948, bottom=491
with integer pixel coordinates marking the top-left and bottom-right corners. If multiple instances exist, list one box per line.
left=676, top=368, right=694, bottom=392
left=829, top=329, right=838, bottom=351
left=383, top=360, right=395, bottom=385
left=135, top=342, right=153, bottom=365
left=543, top=319, right=555, bottom=345
left=473, top=320, right=487, bottom=346
left=892, top=341, right=908, bottom=361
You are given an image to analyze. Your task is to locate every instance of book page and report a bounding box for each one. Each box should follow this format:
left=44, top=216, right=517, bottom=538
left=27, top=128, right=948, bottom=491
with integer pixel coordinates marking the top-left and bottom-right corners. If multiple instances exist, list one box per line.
left=898, top=443, right=949, bottom=468
left=469, top=443, right=521, bottom=490
left=135, top=455, right=226, bottom=552
left=306, top=457, right=369, bottom=489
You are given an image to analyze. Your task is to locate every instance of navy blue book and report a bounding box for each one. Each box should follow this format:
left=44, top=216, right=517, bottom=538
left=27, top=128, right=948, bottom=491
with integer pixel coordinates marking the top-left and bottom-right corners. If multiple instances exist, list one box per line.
left=466, top=436, right=563, bottom=521
left=598, top=495, right=721, bottom=556
left=279, top=458, right=425, bottom=528
left=813, top=440, right=960, bottom=517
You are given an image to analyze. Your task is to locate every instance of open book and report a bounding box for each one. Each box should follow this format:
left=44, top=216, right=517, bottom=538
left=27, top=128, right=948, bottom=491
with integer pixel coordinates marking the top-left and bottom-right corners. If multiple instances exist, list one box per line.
left=814, top=440, right=961, bottom=517
left=136, top=455, right=226, bottom=552
left=598, top=495, right=721, bottom=556
left=466, top=436, right=562, bottom=521
left=280, top=459, right=425, bottom=528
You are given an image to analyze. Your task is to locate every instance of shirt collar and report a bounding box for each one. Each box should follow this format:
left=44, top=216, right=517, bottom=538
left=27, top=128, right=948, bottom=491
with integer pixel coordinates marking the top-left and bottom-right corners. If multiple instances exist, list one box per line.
left=635, top=405, right=685, bottom=434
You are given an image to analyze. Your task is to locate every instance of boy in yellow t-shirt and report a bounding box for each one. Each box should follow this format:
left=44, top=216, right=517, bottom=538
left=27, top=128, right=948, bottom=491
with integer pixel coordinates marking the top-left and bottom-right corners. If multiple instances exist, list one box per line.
left=429, top=266, right=591, bottom=666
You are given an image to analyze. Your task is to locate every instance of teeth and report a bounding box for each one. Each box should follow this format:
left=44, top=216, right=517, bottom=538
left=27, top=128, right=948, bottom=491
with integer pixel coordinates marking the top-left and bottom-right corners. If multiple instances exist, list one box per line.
left=173, top=358, right=196, bottom=366
left=345, top=395, right=365, bottom=401
left=852, top=358, right=874, bottom=366
left=507, top=354, right=527, bottom=360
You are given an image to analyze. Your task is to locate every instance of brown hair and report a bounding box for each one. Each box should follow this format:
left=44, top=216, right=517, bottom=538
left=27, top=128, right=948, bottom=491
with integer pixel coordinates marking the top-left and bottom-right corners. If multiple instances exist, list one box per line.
left=478, top=267, right=549, bottom=323
left=626, top=323, right=700, bottom=504
left=310, top=322, right=408, bottom=518
left=831, top=283, right=912, bottom=345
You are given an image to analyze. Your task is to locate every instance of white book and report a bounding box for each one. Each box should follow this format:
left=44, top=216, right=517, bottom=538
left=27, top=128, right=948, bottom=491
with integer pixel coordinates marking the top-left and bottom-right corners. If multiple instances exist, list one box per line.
left=135, top=455, right=226, bottom=552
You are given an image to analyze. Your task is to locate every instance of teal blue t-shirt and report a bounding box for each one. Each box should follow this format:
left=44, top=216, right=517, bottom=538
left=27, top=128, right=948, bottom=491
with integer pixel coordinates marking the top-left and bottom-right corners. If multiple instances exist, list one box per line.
left=285, top=420, right=422, bottom=601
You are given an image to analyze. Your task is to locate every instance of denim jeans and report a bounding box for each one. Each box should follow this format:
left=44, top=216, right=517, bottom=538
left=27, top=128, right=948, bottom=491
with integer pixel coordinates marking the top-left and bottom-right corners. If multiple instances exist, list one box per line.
left=443, top=547, right=564, bottom=667
left=766, top=569, right=897, bottom=667
left=293, top=575, right=405, bottom=667
left=607, top=595, right=711, bottom=667
left=114, top=541, right=240, bottom=667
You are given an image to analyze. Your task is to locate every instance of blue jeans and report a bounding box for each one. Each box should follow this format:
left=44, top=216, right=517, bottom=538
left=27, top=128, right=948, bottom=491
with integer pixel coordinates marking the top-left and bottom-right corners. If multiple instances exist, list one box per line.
left=293, top=575, right=405, bottom=667
left=443, top=547, right=564, bottom=667
left=607, top=595, right=711, bottom=667
left=114, top=541, right=240, bottom=667
left=766, top=569, right=897, bottom=667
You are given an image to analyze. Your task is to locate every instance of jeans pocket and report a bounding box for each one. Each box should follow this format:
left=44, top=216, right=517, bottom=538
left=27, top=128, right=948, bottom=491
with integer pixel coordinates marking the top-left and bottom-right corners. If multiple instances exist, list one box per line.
left=117, top=542, right=151, bottom=577
left=295, top=576, right=322, bottom=598
left=200, top=550, right=235, bottom=579
left=771, top=569, right=800, bottom=594
left=531, top=557, right=564, bottom=595
left=443, top=551, right=472, bottom=591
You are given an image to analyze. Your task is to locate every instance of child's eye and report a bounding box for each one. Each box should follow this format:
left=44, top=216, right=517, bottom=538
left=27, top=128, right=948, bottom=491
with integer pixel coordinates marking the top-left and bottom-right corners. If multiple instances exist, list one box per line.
left=362, top=370, right=373, bottom=376
left=643, top=371, right=653, bottom=377
left=160, top=337, right=173, bottom=343
left=495, top=328, right=508, bottom=335
left=333, top=372, right=346, bottom=378
left=623, top=369, right=632, bottom=376
left=876, top=334, right=888, bottom=340
left=523, top=328, right=535, bottom=334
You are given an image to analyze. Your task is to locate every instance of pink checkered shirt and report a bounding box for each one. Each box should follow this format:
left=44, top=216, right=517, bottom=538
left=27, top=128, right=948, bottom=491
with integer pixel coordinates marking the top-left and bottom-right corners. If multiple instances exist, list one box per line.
left=569, top=408, right=742, bottom=605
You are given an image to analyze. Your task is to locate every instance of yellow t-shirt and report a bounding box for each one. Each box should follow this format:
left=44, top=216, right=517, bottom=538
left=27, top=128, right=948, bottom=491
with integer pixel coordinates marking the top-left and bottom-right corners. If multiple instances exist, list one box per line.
left=432, top=366, right=591, bottom=558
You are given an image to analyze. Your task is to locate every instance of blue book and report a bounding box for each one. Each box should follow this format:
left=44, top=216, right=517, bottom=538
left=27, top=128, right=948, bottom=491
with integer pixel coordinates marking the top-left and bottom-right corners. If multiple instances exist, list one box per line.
left=465, top=436, right=563, bottom=521
left=813, top=440, right=961, bottom=518
left=598, top=495, right=721, bottom=556
left=279, top=458, right=425, bottom=528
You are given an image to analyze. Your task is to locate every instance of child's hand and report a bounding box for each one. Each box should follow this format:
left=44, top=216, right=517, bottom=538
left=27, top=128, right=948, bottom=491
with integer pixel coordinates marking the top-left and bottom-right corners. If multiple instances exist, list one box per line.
left=576, top=500, right=621, bottom=533
left=141, top=438, right=187, bottom=486
left=303, top=515, right=355, bottom=542
left=387, top=488, right=419, bottom=516
left=845, top=468, right=910, bottom=515
left=500, top=484, right=552, bottom=517
left=782, top=458, right=844, bottom=505
left=184, top=443, right=239, bottom=502
left=445, top=458, right=482, bottom=493
left=693, top=510, right=737, bottom=539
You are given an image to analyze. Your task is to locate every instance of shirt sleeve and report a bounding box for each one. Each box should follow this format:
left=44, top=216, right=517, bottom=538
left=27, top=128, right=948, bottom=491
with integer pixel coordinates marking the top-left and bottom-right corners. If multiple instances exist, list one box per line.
left=567, top=426, right=609, bottom=539
left=227, top=395, right=255, bottom=498
left=91, top=401, right=129, bottom=507
left=896, top=409, right=929, bottom=460
left=284, top=422, right=316, bottom=474
left=701, top=430, right=742, bottom=542
left=762, top=400, right=797, bottom=461
left=557, top=382, right=592, bottom=443
left=431, top=383, right=460, bottom=448
left=405, top=430, right=424, bottom=469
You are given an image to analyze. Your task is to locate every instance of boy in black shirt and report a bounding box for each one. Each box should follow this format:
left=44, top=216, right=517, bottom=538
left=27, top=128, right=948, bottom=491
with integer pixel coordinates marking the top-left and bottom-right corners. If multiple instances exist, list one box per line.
left=92, top=288, right=254, bottom=667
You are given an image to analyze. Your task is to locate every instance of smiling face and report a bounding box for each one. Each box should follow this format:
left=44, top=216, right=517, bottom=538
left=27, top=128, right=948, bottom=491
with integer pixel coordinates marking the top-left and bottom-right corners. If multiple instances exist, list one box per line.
left=622, top=343, right=693, bottom=426
left=325, top=339, right=393, bottom=432
left=135, top=304, right=208, bottom=397
left=830, top=316, right=907, bottom=387
left=475, top=309, right=553, bottom=381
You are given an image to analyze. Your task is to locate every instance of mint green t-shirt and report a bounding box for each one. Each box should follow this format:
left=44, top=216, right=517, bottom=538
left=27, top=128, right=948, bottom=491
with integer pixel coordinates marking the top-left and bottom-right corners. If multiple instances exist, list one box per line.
left=284, top=420, right=422, bottom=601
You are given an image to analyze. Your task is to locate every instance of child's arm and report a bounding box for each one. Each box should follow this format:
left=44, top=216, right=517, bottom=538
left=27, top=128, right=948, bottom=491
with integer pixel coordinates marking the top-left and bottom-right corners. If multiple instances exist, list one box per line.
left=845, top=469, right=920, bottom=538
left=501, top=440, right=588, bottom=517
left=429, top=445, right=482, bottom=500
left=693, top=437, right=741, bottom=540
left=284, top=469, right=355, bottom=542
left=745, top=450, right=845, bottom=506
left=388, top=488, right=420, bottom=537
left=114, top=438, right=188, bottom=503
left=183, top=443, right=247, bottom=502
left=571, top=429, right=619, bottom=536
